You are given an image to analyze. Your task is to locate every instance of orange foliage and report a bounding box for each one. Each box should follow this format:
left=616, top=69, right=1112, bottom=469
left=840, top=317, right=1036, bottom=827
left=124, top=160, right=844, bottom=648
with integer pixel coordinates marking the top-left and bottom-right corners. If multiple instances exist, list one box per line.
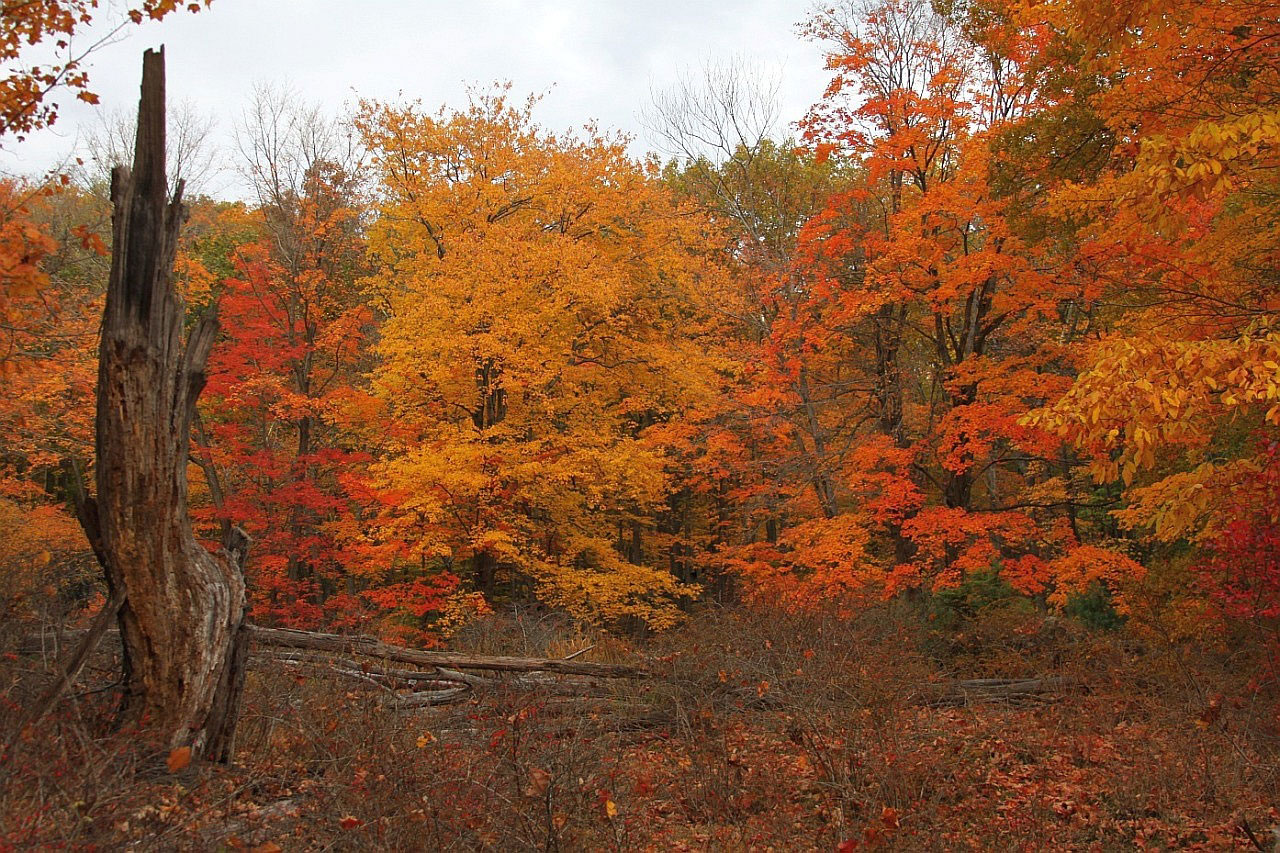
left=0, top=0, right=210, bottom=140
left=356, top=88, right=724, bottom=630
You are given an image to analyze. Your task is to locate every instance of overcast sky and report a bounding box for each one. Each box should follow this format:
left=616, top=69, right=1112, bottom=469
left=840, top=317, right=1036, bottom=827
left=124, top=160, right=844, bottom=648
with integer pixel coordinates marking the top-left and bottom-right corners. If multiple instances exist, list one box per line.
left=1, top=0, right=832, bottom=199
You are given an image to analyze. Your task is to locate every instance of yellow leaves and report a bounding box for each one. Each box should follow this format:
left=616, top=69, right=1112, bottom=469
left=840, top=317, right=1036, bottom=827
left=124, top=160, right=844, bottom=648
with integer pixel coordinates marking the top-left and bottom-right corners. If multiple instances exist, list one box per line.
left=1029, top=325, right=1280, bottom=547
left=1032, top=326, right=1280, bottom=477
left=528, top=539, right=697, bottom=632
left=361, top=94, right=723, bottom=631
left=1116, top=459, right=1261, bottom=543
left=432, top=590, right=492, bottom=639
left=472, top=529, right=520, bottom=562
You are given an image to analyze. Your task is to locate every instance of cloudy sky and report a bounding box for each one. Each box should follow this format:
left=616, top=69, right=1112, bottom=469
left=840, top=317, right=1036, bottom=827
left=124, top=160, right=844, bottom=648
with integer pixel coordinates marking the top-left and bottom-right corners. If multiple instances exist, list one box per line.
left=2, top=0, right=832, bottom=198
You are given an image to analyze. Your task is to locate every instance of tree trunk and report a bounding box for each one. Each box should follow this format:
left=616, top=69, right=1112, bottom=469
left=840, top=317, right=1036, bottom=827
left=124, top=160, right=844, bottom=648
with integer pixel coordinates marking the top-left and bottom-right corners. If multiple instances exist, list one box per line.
left=93, top=47, right=249, bottom=760
left=475, top=550, right=496, bottom=597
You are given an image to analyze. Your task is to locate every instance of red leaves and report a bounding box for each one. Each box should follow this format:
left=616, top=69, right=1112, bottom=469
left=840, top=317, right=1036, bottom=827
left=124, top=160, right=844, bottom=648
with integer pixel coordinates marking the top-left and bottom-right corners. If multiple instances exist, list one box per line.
left=69, top=223, right=106, bottom=256
left=198, top=188, right=385, bottom=635
left=834, top=807, right=900, bottom=850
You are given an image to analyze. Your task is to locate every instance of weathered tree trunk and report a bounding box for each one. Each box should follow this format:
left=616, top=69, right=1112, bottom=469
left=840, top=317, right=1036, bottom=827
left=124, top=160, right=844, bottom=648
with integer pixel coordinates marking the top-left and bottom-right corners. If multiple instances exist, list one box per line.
left=92, top=48, right=248, bottom=760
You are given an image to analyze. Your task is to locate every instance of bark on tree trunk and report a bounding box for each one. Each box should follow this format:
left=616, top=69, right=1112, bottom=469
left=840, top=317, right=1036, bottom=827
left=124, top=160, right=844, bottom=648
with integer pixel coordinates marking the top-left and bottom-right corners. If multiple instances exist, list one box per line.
left=93, top=47, right=249, bottom=760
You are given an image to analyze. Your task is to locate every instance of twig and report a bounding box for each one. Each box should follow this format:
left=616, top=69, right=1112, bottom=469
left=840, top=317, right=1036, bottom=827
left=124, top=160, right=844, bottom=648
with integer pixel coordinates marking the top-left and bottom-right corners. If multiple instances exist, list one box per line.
left=562, top=645, right=595, bottom=661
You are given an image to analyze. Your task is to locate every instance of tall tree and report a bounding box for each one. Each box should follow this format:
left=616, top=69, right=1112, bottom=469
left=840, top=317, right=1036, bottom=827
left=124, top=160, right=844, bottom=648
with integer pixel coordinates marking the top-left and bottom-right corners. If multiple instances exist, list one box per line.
left=200, top=89, right=372, bottom=628
left=648, top=62, right=872, bottom=603
left=705, top=0, right=1137, bottom=607
left=357, top=89, right=722, bottom=630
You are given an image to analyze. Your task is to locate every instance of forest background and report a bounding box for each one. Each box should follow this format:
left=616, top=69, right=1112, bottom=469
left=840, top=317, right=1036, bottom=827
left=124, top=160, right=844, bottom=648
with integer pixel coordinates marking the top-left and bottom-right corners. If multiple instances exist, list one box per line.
left=1, top=0, right=1280, bottom=846
left=4, top=0, right=1274, bottom=654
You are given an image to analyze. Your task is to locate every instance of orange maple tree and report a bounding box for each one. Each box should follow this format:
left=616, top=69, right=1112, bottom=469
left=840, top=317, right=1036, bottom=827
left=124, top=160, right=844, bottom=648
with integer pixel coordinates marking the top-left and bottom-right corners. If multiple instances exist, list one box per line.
left=700, top=0, right=1120, bottom=608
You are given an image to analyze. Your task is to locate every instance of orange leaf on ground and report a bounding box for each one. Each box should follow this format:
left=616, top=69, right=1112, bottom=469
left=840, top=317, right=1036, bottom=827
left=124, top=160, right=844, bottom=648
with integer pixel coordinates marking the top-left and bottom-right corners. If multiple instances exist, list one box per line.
left=165, top=746, right=191, bottom=773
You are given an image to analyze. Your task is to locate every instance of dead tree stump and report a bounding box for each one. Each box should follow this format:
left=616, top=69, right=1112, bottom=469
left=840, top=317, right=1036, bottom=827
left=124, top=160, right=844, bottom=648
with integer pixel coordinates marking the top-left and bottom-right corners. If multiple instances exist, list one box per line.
left=91, top=47, right=248, bottom=760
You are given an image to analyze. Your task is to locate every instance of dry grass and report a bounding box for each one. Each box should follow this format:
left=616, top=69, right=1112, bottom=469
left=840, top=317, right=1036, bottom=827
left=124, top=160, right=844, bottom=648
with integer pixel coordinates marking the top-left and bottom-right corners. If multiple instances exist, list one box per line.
left=2, top=602, right=1278, bottom=850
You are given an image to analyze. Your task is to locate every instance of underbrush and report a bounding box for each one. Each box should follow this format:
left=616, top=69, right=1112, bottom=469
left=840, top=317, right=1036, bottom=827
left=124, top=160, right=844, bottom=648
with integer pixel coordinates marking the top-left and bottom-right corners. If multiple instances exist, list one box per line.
left=2, top=603, right=1278, bottom=850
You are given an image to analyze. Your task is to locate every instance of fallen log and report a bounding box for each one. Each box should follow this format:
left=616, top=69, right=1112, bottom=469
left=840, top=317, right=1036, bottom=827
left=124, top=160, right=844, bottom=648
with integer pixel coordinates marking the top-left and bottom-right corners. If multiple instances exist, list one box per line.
left=257, top=651, right=472, bottom=688
left=246, top=625, right=648, bottom=679
left=256, top=650, right=623, bottom=712
left=16, top=623, right=649, bottom=679
left=9, top=620, right=645, bottom=750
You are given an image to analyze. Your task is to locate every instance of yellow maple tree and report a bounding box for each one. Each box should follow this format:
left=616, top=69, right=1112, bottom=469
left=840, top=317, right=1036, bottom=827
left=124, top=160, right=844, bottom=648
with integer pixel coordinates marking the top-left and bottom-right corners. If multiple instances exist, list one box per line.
left=355, top=88, right=726, bottom=630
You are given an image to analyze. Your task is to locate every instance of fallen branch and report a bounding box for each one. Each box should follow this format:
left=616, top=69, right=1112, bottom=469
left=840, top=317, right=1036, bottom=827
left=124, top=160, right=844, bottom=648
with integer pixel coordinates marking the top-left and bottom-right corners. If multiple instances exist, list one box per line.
left=562, top=645, right=595, bottom=661
left=391, top=687, right=471, bottom=709
left=918, top=677, right=1079, bottom=707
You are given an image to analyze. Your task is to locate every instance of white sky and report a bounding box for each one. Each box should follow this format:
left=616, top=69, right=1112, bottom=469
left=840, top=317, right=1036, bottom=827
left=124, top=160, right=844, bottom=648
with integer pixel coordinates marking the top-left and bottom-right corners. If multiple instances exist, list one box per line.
left=0, top=0, right=832, bottom=199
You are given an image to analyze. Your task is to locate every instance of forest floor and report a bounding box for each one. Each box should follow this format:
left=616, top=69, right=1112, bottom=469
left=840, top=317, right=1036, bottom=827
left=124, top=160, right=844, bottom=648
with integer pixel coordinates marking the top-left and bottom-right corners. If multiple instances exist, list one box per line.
left=2, top=603, right=1277, bottom=851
